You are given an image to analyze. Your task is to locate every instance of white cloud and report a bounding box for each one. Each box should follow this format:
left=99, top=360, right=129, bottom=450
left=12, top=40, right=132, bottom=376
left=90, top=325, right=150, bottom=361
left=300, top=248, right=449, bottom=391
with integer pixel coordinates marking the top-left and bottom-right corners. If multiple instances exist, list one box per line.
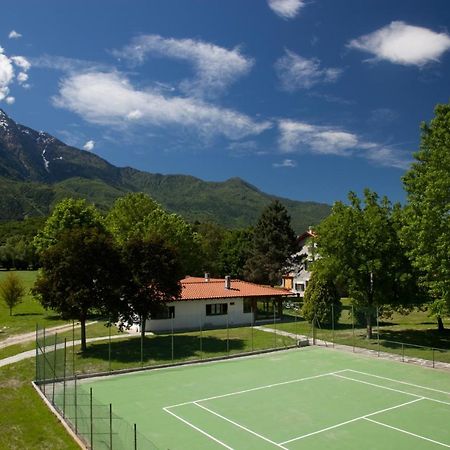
left=5, top=96, right=15, bottom=104
left=273, top=158, right=297, bottom=168
left=0, top=51, right=14, bottom=101
left=267, top=0, right=305, bottom=19
left=83, top=140, right=95, bottom=151
left=115, top=35, right=253, bottom=98
left=11, top=56, right=31, bottom=71
left=17, top=72, right=28, bottom=84
left=275, top=50, right=342, bottom=90
left=30, top=55, right=109, bottom=73
left=278, top=119, right=411, bottom=169
left=348, top=21, right=450, bottom=66
left=8, top=30, right=22, bottom=39
left=53, top=71, right=271, bottom=140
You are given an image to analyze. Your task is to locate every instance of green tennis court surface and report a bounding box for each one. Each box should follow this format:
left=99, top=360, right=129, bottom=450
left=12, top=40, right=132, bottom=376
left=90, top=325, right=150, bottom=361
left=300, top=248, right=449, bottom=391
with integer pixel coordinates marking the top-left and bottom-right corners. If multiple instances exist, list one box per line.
left=78, top=347, right=450, bottom=449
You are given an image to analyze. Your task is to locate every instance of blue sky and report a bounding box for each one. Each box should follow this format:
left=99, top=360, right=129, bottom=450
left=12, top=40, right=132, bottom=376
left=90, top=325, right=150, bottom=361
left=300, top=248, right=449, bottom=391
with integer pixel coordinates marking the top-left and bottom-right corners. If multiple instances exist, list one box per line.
left=1, top=0, right=450, bottom=205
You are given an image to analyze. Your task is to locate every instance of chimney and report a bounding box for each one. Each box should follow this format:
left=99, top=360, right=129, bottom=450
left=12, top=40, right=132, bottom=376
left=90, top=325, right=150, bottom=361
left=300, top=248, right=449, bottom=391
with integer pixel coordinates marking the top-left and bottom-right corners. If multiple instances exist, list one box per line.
left=225, top=275, right=231, bottom=289
left=204, top=272, right=210, bottom=282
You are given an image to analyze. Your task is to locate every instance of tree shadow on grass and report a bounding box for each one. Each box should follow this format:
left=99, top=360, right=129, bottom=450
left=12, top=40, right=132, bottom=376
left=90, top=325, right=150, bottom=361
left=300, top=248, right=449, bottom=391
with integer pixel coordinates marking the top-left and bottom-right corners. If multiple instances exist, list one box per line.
left=380, top=328, right=450, bottom=349
left=81, top=335, right=246, bottom=363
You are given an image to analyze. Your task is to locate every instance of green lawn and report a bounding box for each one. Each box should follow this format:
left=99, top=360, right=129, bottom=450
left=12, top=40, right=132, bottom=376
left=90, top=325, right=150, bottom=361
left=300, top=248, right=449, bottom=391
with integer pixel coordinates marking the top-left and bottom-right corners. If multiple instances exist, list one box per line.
left=0, top=271, right=70, bottom=340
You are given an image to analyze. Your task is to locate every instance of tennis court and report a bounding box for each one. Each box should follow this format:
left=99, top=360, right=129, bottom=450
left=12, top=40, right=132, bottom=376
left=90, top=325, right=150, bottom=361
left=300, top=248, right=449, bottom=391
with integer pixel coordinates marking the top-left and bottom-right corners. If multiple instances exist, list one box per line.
left=75, top=347, right=450, bottom=449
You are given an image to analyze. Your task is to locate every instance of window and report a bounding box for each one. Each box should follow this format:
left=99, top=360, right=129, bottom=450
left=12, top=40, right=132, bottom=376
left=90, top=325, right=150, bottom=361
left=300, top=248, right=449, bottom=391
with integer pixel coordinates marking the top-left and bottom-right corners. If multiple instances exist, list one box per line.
left=206, top=303, right=228, bottom=316
left=300, top=283, right=305, bottom=292
left=152, top=306, right=175, bottom=320
left=243, top=298, right=252, bottom=313
left=294, top=283, right=302, bottom=292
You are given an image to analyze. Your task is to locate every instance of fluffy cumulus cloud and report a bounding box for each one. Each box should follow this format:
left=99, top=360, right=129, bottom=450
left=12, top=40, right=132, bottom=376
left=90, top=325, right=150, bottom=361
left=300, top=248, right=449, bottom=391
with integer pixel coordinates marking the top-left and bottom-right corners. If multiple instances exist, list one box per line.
left=273, top=158, right=297, bottom=168
left=278, top=119, right=410, bottom=169
left=275, top=50, right=342, bottom=90
left=115, top=35, right=253, bottom=98
left=83, top=140, right=95, bottom=151
left=348, top=21, right=450, bottom=66
left=267, top=0, right=305, bottom=19
left=8, top=30, right=22, bottom=39
left=53, top=71, right=271, bottom=140
left=0, top=48, right=31, bottom=101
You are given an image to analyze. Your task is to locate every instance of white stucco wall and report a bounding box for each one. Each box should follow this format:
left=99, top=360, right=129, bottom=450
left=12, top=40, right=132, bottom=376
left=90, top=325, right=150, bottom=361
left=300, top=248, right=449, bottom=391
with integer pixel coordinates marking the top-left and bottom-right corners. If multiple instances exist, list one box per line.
left=145, top=297, right=253, bottom=332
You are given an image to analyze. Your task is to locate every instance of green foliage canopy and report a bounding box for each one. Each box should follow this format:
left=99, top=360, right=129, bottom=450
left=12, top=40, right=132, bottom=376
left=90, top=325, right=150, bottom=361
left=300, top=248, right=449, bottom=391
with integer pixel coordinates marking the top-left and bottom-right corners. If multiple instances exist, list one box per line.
left=0, top=272, right=25, bottom=316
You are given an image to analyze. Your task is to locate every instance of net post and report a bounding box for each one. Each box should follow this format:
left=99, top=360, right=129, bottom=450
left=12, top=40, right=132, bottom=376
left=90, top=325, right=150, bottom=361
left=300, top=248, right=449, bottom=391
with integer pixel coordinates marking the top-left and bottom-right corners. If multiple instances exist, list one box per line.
left=109, top=403, right=113, bottom=449
left=90, top=387, right=94, bottom=450
left=134, top=423, right=137, bottom=450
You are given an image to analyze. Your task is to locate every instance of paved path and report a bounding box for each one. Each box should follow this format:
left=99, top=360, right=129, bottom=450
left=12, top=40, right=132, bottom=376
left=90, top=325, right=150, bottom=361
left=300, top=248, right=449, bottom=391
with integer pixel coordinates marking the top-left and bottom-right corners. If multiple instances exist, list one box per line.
left=257, top=326, right=450, bottom=371
left=0, top=334, right=127, bottom=368
left=0, top=321, right=98, bottom=350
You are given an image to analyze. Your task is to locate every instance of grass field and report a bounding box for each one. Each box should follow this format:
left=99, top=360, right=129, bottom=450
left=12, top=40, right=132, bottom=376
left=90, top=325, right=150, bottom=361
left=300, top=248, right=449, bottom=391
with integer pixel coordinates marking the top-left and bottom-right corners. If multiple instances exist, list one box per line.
left=0, top=270, right=70, bottom=340
left=53, top=347, right=450, bottom=450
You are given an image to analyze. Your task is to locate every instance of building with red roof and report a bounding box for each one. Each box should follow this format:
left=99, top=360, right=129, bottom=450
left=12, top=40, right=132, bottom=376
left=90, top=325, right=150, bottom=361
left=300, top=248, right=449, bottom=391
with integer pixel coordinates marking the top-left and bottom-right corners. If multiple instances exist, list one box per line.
left=145, top=274, right=294, bottom=332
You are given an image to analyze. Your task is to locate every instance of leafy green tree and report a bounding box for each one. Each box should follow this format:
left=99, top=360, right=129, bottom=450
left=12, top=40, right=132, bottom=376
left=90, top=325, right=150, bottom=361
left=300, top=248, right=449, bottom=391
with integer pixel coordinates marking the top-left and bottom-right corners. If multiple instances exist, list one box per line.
left=244, top=200, right=297, bottom=285
left=218, top=228, right=254, bottom=278
left=194, top=222, right=227, bottom=276
left=302, top=273, right=341, bottom=326
left=34, top=198, right=104, bottom=253
left=107, top=193, right=201, bottom=275
left=33, top=227, right=123, bottom=351
left=0, top=272, right=25, bottom=316
left=402, top=103, right=450, bottom=331
left=121, top=237, right=183, bottom=342
left=315, top=190, right=421, bottom=338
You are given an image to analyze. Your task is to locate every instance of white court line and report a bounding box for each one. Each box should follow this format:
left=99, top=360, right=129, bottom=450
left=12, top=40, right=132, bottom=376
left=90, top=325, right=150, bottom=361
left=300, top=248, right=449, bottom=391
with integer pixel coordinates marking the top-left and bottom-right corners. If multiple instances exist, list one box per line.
left=334, top=373, right=450, bottom=406
left=163, top=406, right=235, bottom=450
left=164, top=369, right=348, bottom=409
left=279, top=397, right=424, bottom=445
left=194, top=402, right=288, bottom=450
left=365, top=418, right=450, bottom=448
left=347, top=369, right=450, bottom=396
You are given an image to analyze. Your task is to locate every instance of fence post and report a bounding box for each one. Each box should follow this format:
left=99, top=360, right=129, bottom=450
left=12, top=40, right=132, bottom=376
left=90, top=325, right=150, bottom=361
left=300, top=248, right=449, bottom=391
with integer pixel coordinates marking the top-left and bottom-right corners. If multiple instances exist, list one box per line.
left=52, top=333, right=57, bottom=405
left=432, top=348, right=435, bottom=368
left=90, top=387, right=94, bottom=450
left=251, top=310, right=254, bottom=353
left=226, top=310, right=229, bottom=356
left=134, top=423, right=137, bottom=450
left=332, top=304, right=335, bottom=348
left=140, top=318, right=144, bottom=368
left=109, top=403, right=113, bottom=450
left=376, top=306, right=380, bottom=357
left=171, top=312, right=174, bottom=363
left=273, top=304, right=277, bottom=348
left=35, top=324, right=39, bottom=382
left=63, top=338, right=67, bottom=418
left=74, top=375, right=78, bottom=434
left=402, top=343, right=405, bottom=362
left=108, top=323, right=112, bottom=373
left=72, top=320, right=75, bottom=376
left=199, top=313, right=203, bottom=360
left=352, top=305, right=355, bottom=353
left=43, top=327, right=46, bottom=395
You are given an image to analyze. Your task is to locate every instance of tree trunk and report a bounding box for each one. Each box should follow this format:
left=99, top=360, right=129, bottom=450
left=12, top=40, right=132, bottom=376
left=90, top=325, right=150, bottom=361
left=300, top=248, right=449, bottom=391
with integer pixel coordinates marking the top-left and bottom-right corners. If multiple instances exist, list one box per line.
left=9, top=307, right=12, bottom=316
left=80, top=316, right=87, bottom=352
left=437, top=316, right=445, bottom=333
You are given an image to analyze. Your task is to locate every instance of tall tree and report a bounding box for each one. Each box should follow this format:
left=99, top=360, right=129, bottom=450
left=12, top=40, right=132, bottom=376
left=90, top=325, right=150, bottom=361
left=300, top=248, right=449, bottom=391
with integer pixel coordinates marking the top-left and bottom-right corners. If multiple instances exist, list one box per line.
left=106, top=193, right=201, bottom=275
left=34, top=198, right=104, bottom=253
left=33, top=227, right=123, bottom=351
left=402, top=103, right=450, bottom=331
left=315, top=190, right=421, bottom=338
left=244, top=200, right=297, bottom=285
left=218, top=228, right=254, bottom=278
left=0, top=272, right=25, bottom=316
left=121, top=237, right=183, bottom=342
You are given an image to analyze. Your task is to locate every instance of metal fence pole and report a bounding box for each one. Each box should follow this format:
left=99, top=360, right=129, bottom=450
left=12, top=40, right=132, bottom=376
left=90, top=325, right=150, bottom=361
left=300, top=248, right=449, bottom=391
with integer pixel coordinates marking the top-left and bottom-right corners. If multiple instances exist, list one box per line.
left=226, top=310, right=229, bottom=356
left=140, top=319, right=144, bottom=368
left=332, top=304, right=335, bottom=348
left=433, top=348, right=435, bottom=368
left=109, top=403, right=113, bottom=450
left=273, top=303, right=277, bottom=348
left=90, top=387, right=94, bottom=450
left=251, top=310, right=254, bottom=353
left=74, top=375, right=78, bottom=434
left=352, top=305, right=355, bottom=353
left=199, top=313, right=203, bottom=360
left=402, top=343, right=405, bottom=362
left=134, top=423, right=137, bottom=450
left=171, top=312, right=174, bottom=363
left=43, top=327, right=46, bottom=394
left=376, top=306, right=380, bottom=357
left=52, top=333, right=57, bottom=404
left=72, top=320, right=75, bottom=376
left=35, top=324, right=38, bottom=382
left=108, top=323, right=112, bottom=373
left=63, top=338, right=67, bottom=418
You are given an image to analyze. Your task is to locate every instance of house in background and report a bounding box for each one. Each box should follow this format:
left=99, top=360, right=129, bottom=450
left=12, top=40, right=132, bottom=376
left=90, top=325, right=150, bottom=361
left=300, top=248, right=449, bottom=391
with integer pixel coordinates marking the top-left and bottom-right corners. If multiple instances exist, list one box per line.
left=144, top=275, right=294, bottom=332
left=282, top=229, right=317, bottom=298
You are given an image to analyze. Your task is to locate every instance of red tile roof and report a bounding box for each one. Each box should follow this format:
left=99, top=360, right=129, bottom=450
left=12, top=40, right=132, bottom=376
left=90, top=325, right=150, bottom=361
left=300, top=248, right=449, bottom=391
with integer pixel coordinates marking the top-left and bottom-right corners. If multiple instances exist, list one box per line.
left=180, top=277, right=292, bottom=301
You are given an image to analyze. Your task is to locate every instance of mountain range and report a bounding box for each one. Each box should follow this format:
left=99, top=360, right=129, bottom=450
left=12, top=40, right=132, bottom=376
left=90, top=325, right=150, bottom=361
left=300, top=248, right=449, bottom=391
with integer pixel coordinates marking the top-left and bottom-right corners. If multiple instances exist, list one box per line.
left=0, top=109, right=330, bottom=232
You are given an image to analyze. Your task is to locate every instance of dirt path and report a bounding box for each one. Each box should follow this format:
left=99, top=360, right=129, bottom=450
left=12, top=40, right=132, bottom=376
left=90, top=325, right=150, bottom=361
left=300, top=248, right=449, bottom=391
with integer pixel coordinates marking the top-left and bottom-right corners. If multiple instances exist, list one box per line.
left=0, top=321, right=98, bottom=350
